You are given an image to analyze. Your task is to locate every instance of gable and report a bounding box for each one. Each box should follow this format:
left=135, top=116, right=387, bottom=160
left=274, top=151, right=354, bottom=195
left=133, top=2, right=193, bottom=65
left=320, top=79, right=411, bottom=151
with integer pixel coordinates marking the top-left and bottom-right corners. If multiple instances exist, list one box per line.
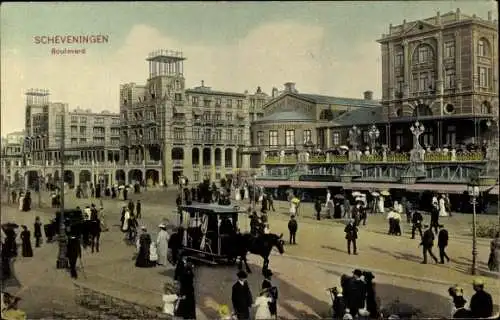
left=402, top=20, right=438, bottom=37
left=263, top=94, right=315, bottom=117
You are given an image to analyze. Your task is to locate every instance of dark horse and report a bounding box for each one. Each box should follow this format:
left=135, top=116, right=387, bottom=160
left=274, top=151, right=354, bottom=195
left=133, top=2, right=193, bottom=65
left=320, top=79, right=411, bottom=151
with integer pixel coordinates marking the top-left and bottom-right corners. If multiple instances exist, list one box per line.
left=229, top=232, right=285, bottom=275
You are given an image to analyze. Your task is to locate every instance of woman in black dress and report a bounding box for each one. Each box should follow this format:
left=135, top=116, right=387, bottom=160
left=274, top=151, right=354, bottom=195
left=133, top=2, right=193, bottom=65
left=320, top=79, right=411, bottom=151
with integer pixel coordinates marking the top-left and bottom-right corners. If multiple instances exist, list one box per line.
left=175, top=261, right=196, bottom=319
left=34, top=217, right=43, bottom=248
left=20, top=226, right=33, bottom=257
left=135, top=227, right=154, bottom=268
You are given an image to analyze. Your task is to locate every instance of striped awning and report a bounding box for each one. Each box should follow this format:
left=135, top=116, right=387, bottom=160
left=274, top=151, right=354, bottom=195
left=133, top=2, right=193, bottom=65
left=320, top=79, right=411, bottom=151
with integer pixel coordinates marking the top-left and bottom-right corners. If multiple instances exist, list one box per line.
left=255, top=180, right=499, bottom=195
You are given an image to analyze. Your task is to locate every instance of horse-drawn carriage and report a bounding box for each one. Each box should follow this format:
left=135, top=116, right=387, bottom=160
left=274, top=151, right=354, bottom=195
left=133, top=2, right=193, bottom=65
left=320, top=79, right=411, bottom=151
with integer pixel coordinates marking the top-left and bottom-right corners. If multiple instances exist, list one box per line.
left=171, top=203, right=242, bottom=265
left=169, top=203, right=286, bottom=274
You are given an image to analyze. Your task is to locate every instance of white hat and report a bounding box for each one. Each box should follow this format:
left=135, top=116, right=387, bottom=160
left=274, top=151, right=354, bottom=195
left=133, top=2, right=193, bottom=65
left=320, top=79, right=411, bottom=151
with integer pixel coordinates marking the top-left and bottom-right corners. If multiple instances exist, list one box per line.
left=141, top=226, right=147, bottom=231
left=158, top=223, right=166, bottom=228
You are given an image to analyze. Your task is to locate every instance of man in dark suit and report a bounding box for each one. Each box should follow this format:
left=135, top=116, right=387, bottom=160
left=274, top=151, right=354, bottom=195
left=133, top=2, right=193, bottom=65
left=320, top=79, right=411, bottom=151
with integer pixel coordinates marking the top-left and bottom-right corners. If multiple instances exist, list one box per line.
left=344, top=220, right=358, bottom=255
left=231, top=270, right=253, bottom=320
left=411, top=210, right=423, bottom=239
left=420, top=226, right=438, bottom=264
left=66, top=235, right=82, bottom=279
left=437, top=225, right=450, bottom=264
left=430, top=205, right=440, bottom=234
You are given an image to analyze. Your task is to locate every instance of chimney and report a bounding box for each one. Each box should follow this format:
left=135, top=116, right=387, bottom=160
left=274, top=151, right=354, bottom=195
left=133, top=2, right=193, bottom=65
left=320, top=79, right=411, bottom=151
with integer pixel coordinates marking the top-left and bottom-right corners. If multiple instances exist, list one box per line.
left=389, top=23, right=393, bottom=34
left=488, top=11, right=492, bottom=21
left=284, top=82, right=296, bottom=93
left=456, top=8, right=461, bottom=20
left=363, top=90, right=373, bottom=100
left=201, top=80, right=204, bottom=87
left=436, top=11, right=441, bottom=24
left=272, top=87, right=278, bottom=98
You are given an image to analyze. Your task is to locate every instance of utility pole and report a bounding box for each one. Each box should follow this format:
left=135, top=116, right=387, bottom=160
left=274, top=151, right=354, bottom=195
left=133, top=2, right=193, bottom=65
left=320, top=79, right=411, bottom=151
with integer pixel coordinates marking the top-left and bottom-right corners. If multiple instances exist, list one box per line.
left=56, top=113, right=68, bottom=269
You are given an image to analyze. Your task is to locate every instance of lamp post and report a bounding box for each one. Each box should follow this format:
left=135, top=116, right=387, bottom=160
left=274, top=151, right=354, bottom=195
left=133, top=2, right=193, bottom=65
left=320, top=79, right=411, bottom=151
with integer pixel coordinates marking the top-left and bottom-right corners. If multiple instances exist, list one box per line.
left=348, top=126, right=361, bottom=151
left=178, top=175, right=186, bottom=225
left=251, top=174, right=256, bottom=213
left=368, top=125, right=380, bottom=153
left=467, top=178, right=480, bottom=275
left=56, top=113, right=68, bottom=269
left=410, top=121, right=425, bottom=150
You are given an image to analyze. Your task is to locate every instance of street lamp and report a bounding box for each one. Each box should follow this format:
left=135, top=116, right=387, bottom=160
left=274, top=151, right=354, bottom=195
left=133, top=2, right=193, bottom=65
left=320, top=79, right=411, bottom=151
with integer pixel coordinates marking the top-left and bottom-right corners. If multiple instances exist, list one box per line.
left=348, top=126, right=361, bottom=151
left=178, top=175, right=187, bottom=225
left=368, top=125, right=380, bottom=153
left=410, top=121, right=425, bottom=150
left=467, top=178, right=480, bottom=275
left=251, top=174, right=257, bottom=213
left=56, top=113, right=68, bottom=269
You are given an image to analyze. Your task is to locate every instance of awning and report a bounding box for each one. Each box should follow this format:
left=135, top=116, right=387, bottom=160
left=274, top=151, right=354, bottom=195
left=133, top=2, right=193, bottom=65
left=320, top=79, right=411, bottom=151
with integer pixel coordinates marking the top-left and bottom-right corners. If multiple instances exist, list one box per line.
left=255, top=180, right=499, bottom=195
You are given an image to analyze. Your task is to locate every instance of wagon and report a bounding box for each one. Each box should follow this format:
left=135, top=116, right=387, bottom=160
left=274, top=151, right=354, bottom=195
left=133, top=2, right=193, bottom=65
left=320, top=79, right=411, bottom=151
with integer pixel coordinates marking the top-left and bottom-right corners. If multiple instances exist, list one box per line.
left=176, top=203, right=242, bottom=265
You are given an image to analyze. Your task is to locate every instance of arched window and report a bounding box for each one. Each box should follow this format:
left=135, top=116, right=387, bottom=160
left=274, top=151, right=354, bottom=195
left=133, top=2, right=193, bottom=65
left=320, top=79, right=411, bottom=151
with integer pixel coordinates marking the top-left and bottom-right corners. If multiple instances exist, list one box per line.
left=477, top=38, right=490, bottom=57
left=481, top=101, right=492, bottom=114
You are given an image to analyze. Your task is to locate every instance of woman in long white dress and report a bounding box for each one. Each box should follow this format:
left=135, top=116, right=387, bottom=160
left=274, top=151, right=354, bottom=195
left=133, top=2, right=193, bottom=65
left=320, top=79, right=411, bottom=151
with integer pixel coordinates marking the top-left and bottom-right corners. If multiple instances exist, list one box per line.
left=18, top=193, right=24, bottom=211
left=253, top=292, right=272, bottom=320
left=377, top=196, right=385, bottom=214
left=438, top=196, right=449, bottom=217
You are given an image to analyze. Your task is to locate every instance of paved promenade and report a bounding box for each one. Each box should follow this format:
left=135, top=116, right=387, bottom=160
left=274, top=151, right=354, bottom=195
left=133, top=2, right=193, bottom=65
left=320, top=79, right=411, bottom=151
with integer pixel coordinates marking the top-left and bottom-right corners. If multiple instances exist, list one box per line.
left=1, top=188, right=498, bottom=318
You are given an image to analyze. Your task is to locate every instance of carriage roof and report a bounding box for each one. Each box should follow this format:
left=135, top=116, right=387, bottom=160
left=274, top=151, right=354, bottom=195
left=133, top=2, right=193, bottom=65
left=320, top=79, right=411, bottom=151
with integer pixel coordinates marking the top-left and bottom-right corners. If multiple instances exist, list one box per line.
left=180, top=203, right=241, bottom=215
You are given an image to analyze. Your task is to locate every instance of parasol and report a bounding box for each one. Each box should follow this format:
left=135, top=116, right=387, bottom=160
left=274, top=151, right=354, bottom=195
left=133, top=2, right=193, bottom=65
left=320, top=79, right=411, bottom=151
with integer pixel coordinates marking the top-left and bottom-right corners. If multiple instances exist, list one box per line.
left=371, top=191, right=380, bottom=197
left=352, top=191, right=362, bottom=197
left=380, top=190, right=390, bottom=196
left=118, top=185, right=125, bottom=190
left=339, top=145, right=349, bottom=150
left=291, top=197, right=300, bottom=205
left=334, top=194, right=345, bottom=200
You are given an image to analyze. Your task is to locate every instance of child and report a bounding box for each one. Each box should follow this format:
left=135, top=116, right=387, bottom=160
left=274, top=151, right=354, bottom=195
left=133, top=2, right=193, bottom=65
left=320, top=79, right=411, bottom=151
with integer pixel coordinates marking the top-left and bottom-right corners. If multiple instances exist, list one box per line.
left=287, top=216, right=298, bottom=245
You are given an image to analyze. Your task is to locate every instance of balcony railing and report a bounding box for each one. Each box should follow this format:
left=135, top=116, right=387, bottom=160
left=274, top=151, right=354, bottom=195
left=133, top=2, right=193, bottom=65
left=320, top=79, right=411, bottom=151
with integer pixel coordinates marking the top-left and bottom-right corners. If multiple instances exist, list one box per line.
left=172, top=159, right=183, bottom=167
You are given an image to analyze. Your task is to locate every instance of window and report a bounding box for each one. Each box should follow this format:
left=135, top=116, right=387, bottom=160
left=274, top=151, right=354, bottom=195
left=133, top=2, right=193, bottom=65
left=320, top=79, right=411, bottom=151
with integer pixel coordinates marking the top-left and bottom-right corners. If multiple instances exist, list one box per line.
left=445, top=69, right=455, bottom=89
left=444, top=41, right=455, bottom=58
left=203, top=99, right=211, bottom=108
left=332, top=132, right=340, bottom=146
left=112, top=118, right=120, bottom=125
left=93, top=127, right=105, bottom=135
left=94, top=117, right=104, bottom=125
left=215, top=98, right=221, bottom=106
left=394, top=51, right=403, bottom=67
left=422, top=127, right=434, bottom=147
left=214, top=112, right=221, bottom=121
left=175, top=80, right=181, bottom=90
left=285, top=130, right=295, bottom=147
left=257, top=131, right=264, bottom=145
left=237, top=129, right=243, bottom=143
left=192, top=96, right=199, bottom=106
left=227, top=99, right=232, bottom=108
left=79, top=138, right=87, bottom=143
left=79, top=126, right=86, bottom=135
left=250, top=99, right=255, bottom=107
left=203, top=112, right=211, bottom=121
left=174, top=93, right=182, bottom=101
left=193, top=128, right=200, bottom=140
left=80, top=117, right=87, bottom=124
left=395, top=130, right=403, bottom=148
left=71, top=116, right=78, bottom=123
left=396, top=76, right=404, bottom=95
left=93, top=137, right=105, bottom=144
left=478, top=67, right=488, bottom=87
left=303, top=130, right=312, bottom=144
left=445, top=126, right=456, bottom=147
left=237, top=100, right=243, bottom=109
left=174, top=128, right=185, bottom=140
left=193, top=171, right=200, bottom=182
left=215, top=129, right=222, bottom=141
left=269, top=131, right=278, bottom=147
left=111, top=128, right=120, bottom=136
left=71, top=126, right=77, bottom=134
left=417, top=45, right=431, bottom=63
left=71, top=138, right=78, bottom=145
left=478, top=39, right=487, bottom=57
left=226, top=112, right=232, bottom=121
left=419, top=73, right=429, bottom=91
left=226, top=129, right=233, bottom=141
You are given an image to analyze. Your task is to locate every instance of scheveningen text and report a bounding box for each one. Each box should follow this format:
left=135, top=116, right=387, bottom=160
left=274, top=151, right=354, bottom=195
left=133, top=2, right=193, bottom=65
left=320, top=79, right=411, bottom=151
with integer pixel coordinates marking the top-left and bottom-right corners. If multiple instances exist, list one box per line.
left=34, top=35, right=109, bottom=45
left=51, top=48, right=87, bottom=55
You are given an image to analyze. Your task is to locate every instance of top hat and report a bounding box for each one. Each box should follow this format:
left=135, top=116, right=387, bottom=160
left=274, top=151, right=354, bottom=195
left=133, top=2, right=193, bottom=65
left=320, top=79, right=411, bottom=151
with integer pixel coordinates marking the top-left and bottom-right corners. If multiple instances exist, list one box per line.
left=237, top=270, right=248, bottom=279
left=353, top=269, right=363, bottom=277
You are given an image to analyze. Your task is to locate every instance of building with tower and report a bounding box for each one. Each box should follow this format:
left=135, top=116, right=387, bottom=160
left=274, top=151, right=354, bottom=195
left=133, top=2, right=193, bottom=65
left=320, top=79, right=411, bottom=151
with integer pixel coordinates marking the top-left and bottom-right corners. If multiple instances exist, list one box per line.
left=0, top=130, right=26, bottom=187
left=22, top=89, right=121, bottom=188
left=119, top=49, right=269, bottom=186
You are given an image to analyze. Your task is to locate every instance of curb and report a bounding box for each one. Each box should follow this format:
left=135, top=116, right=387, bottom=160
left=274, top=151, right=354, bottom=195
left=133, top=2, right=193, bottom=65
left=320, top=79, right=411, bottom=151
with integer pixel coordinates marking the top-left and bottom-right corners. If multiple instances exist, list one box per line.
left=274, top=252, right=499, bottom=286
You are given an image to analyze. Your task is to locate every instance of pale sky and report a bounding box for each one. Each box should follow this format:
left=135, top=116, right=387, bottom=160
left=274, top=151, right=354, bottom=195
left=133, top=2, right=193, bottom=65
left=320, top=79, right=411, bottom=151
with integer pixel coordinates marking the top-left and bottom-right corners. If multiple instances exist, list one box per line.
left=1, top=1, right=497, bottom=135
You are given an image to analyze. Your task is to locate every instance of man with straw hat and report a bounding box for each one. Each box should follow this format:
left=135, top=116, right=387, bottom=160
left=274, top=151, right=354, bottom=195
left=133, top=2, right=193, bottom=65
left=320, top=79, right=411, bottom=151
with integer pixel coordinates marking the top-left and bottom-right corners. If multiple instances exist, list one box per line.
left=470, top=278, right=493, bottom=318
